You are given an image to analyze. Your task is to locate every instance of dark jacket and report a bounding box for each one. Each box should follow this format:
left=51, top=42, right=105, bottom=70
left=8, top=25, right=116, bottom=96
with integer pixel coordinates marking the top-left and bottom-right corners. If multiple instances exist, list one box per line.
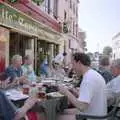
left=98, top=67, right=113, bottom=83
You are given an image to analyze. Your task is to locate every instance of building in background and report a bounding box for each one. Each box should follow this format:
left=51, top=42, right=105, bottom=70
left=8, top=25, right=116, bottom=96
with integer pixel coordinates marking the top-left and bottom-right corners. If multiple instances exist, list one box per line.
left=78, top=28, right=86, bottom=52
left=36, top=0, right=82, bottom=64
left=0, top=0, right=63, bottom=74
left=112, top=32, right=120, bottom=60
left=0, top=0, right=84, bottom=72
left=57, top=0, right=80, bottom=64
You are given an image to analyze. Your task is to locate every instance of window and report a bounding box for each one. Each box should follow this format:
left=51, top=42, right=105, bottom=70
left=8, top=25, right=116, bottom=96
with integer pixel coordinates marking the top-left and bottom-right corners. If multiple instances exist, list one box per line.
left=76, top=6, right=78, bottom=17
left=73, top=3, right=75, bottom=14
left=69, top=40, right=71, bottom=49
left=70, top=0, right=72, bottom=9
left=73, top=21, right=75, bottom=35
left=47, top=0, right=50, bottom=14
left=53, top=0, right=58, bottom=19
left=34, top=0, right=50, bottom=14
left=64, top=10, right=67, bottom=20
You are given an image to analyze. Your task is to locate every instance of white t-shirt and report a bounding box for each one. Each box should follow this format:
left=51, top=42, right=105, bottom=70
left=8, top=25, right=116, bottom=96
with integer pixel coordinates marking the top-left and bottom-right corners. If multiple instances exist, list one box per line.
left=78, top=69, right=107, bottom=118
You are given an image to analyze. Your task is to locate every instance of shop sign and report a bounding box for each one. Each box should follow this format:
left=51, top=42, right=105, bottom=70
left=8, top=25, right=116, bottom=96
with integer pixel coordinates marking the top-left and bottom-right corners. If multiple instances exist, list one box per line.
left=0, top=2, right=61, bottom=44
left=0, top=3, right=44, bottom=36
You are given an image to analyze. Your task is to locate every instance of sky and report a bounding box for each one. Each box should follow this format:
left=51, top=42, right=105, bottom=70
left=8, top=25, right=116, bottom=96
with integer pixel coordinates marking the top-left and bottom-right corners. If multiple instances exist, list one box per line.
left=78, top=0, right=120, bottom=53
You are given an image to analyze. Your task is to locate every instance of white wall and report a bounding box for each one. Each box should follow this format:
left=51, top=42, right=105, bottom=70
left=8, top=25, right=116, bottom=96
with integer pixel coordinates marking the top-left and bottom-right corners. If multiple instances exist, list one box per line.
left=112, top=35, right=120, bottom=59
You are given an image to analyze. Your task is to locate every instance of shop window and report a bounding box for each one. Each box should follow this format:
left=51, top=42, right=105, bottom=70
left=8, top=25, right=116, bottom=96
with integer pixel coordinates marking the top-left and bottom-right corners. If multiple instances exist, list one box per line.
left=44, top=0, right=50, bottom=14
left=36, top=40, right=50, bottom=75
left=9, top=32, right=32, bottom=60
left=69, top=40, right=71, bottom=49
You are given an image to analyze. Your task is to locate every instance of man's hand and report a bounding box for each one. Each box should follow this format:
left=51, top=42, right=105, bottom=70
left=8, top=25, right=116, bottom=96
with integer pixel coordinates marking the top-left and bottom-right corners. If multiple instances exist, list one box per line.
left=14, top=97, right=38, bottom=120
left=58, top=85, right=69, bottom=95
left=69, top=87, right=79, bottom=97
left=18, top=76, right=28, bottom=84
left=1, top=77, right=11, bottom=89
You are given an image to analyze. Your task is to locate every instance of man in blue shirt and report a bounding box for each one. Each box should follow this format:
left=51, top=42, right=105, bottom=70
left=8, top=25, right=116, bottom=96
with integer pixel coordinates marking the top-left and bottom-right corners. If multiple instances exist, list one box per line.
left=22, top=55, right=36, bottom=82
left=5, top=55, right=27, bottom=85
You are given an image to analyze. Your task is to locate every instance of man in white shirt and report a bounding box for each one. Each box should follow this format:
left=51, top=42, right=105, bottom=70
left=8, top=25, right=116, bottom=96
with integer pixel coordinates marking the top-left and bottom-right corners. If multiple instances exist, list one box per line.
left=106, top=59, right=120, bottom=105
left=57, top=52, right=107, bottom=120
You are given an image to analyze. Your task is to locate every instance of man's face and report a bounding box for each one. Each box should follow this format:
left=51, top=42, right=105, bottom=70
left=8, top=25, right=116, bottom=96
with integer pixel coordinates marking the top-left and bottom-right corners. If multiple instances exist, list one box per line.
left=15, top=58, right=22, bottom=68
left=110, top=66, right=119, bottom=77
left=26, top=58, right=33, bottom=65
left=72, top=59, right=81, bottom=73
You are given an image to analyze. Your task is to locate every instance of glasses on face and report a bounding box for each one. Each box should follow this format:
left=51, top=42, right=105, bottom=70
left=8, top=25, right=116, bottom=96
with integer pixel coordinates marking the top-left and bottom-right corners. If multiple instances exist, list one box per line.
left=55, top=63, right=59, bottom=65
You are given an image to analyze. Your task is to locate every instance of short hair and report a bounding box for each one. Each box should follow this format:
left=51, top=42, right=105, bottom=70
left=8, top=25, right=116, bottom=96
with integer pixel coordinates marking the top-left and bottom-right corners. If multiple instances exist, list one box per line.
left=111, top=59, right=120, bottom=68
left=23, top=55, right=31, bottom=61
left=99, top=56, right=110, bottom=66
left=11, top=55, right=22, bottom=63
left=63, top=52, right=67, bottom=56
left=72, top=52, right=91, bottom=66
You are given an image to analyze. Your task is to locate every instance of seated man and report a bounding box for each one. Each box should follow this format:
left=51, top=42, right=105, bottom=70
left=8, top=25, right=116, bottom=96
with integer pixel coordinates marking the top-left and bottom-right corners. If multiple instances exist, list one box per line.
left=4, top=55, right=28, bottom=86
left=106, top=59, right=120, bottom=106
left=22, top=55, right=36, bottom=82
left=56, top=52, right=107, bottom=120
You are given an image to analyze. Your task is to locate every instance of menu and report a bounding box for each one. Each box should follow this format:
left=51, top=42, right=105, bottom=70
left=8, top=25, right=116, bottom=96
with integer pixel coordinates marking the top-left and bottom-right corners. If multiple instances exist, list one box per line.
left=5, top=89, right=29, bottom=101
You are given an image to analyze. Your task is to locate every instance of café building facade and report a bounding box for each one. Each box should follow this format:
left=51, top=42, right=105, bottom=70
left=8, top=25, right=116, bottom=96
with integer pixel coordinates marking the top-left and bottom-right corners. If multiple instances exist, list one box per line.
left=0, top=1, right=63, bottom=74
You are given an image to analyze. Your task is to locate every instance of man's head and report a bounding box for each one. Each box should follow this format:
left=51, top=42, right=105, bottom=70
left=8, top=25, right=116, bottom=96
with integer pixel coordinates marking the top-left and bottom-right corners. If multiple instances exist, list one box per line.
left=110, top=59, right=120, bottom=77
left=99, top=55, right=110, bottom=66
left=23, top=55, right=33, bottom=65
left=72, top=52, right=91, bottom=74
left=11, top=55, right=22, bottom=68
left=63, top=52, right=67, bottom=56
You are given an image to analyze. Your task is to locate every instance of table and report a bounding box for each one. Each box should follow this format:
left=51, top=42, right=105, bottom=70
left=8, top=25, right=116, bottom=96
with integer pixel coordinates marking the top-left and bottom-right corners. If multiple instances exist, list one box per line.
left=13, top=96, right=68, bottom=120
left=31, top=96, right=68, bottom=120
left=4, top=80, right=70, bottom=120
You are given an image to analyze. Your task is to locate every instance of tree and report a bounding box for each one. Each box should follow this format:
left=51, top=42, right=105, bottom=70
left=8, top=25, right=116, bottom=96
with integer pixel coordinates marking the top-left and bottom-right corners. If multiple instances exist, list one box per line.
left=103, top=46, right=112, bottom=57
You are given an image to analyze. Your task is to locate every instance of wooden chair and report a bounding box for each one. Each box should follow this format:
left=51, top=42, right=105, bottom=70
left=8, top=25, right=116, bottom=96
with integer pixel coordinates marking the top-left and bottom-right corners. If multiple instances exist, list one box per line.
left=76, top=98, right=120, bottom=120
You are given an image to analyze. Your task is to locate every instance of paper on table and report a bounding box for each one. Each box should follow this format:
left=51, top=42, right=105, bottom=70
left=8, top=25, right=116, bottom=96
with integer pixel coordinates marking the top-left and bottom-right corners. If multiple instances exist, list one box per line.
left=5, top=89, right=29, bottom=101
left=47, top=92, right=64, bottom=97
left=64, top=77, right=73, bottom=82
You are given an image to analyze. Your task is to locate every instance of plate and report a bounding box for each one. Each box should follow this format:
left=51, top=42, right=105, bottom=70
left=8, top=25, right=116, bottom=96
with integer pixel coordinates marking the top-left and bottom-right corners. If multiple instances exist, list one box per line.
left=47, top=92, right=64, bottom=97
left=5, top=89, right=29, bottom=101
